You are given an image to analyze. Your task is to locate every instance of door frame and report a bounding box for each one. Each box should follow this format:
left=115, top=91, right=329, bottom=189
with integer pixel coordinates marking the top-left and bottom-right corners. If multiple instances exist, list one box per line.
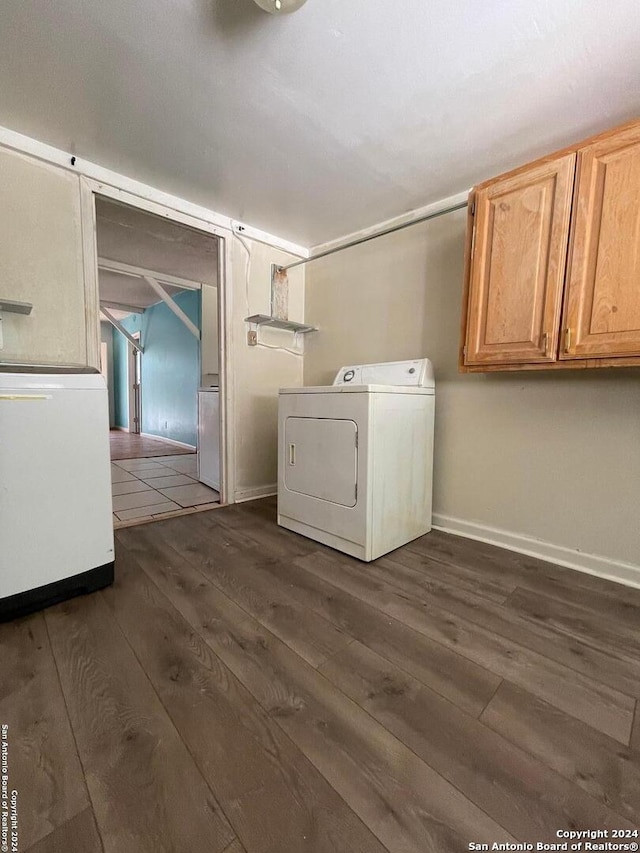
left=80, top=177, right=234, bottom=504
left=127, top=332, right=142, bottom=434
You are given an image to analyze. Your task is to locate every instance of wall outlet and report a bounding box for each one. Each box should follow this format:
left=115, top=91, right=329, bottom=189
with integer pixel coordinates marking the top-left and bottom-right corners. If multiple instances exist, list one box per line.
left=247, top=330, right=258, bottom=346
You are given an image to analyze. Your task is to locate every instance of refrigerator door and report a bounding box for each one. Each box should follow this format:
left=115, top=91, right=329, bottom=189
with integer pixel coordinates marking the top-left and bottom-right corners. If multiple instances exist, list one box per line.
left=0, top=375, right=114, bottom=604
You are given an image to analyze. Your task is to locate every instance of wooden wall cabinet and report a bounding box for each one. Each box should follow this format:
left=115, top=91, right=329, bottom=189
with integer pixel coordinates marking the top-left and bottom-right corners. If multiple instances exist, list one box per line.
left=461, top=119, right=640, bottom=372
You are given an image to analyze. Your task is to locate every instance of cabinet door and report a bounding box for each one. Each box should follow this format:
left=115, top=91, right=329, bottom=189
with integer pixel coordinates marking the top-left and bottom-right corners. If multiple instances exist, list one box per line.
left=0, top=147, right=88, bottom=365
left=463, top=154, right=575, bottom=365
left=561, top=123, right=640, bottom=358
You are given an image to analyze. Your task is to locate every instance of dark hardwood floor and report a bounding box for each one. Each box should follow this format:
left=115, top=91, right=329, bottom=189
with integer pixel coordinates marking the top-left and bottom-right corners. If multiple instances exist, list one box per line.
left=3, top=497, right=640, bottom=852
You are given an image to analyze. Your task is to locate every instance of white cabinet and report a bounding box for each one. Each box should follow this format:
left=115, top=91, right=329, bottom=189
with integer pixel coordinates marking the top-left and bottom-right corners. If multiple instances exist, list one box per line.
left=197, top=389, right=220, bottom=491
left=0, top=148, right=88, bottom=366
left=0, top=370, right=114, bottom=618
left=200, top=285, right=219, bottom=381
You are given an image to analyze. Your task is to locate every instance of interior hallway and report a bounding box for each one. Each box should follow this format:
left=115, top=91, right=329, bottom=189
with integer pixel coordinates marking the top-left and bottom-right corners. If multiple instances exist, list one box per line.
left=4, top=497, right=639, bottom=852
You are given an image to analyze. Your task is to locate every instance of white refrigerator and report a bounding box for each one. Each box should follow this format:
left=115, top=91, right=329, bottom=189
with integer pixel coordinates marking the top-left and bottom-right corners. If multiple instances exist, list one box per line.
left=0, top=369, right=114, bottom=621
left=197, top=387, right=220, bottom=492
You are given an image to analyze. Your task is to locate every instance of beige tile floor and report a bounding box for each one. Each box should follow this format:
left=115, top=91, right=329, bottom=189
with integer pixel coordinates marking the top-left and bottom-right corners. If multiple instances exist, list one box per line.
left=110, top=454, right=219, bottom=525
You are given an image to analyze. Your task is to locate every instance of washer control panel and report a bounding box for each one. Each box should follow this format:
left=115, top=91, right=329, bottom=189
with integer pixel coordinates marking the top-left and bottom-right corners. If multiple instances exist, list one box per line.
left=333, top=359, right=434, bottom=388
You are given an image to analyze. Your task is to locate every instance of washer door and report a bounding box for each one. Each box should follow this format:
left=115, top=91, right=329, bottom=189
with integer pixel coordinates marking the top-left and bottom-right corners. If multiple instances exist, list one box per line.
left=284, top=417, right=358, bottom=507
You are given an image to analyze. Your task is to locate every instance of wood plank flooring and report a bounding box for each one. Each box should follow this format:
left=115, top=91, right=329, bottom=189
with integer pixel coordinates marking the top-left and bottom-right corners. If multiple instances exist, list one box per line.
left=109, top=430, right=195, bottom=461
left=0, top=614, right=90, bottom=850
left=2, top=496, right=639, bottom=852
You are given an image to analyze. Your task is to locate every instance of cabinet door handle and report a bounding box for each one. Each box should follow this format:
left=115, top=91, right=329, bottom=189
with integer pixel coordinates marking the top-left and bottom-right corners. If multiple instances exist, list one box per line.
left=0, top=394, right=51, bottom=401
left=565, top=328, right=572, bottom=353
left=288, top=443, right=296, bottom=465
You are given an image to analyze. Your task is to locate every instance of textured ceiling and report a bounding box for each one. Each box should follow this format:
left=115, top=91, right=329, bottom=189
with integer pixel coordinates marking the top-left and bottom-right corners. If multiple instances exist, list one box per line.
left=96, top=198, right=218, bottom=285
left=99, top=271, right=185, bottom=316
left=96, top=198, right=218, bottom=316
left=1, top=0, right=638, bottom=245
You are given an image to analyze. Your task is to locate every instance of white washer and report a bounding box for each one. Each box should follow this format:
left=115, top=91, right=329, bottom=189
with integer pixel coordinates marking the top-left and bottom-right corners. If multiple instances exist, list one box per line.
left=278, top=359, right=435, bottom=562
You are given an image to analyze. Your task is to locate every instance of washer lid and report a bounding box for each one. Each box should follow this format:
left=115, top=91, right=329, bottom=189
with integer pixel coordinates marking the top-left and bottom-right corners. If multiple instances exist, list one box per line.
left=279, top=384, right=434, bottom=395
left=0, top=372, right=106, bottom=391
left=333, top=358, right=434, bottom=389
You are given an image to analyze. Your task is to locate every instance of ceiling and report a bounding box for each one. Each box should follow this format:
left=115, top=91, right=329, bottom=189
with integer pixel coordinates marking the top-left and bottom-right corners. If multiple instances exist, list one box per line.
left=99, top=271, right=185, bottom=319
left=96, top=198, right=218, bottom=285
left=97, top=197, right=218, bottom=319
left=1, top=1, right=638, bottom=246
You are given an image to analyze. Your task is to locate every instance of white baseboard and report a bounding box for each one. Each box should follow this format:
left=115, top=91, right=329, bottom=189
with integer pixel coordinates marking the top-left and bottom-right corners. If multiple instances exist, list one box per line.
left=432, top=513, right=640, bottom=591
left=140, top=432, right=196, bottom=451
left=235, top=485, right=277, bottom=504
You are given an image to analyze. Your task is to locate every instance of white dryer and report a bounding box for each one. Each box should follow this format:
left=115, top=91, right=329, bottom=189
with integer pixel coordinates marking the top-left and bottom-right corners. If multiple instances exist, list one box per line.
left=278, top=359, right=435, bottom=562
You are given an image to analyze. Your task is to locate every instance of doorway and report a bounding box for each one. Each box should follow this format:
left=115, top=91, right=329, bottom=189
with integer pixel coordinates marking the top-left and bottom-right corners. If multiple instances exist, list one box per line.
left=91, top=194, right=224, bottom=526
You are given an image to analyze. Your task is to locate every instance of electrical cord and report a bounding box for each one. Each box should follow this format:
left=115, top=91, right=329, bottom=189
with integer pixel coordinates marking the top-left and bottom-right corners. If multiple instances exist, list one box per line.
left=233, top=229, right=303, bottom=357
left=234, top=231, right=253, bottom=318
left=256, top=337, right=303, bottom=357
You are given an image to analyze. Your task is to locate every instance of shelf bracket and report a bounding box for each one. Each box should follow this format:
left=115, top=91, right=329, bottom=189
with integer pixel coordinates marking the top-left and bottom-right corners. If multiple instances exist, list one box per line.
left=0, top=299, right=33, bottom=350
left=244, top=314, right=317, bottom=334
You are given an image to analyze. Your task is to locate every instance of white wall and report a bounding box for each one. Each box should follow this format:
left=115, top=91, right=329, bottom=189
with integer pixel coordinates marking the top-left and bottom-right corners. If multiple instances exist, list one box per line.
left=304, top=210, right=640, bottom=580
left=201, top=284, right=219, bottom=386
left=0, top=148, right=87, bottom=365
left=231, top=239, right=304, bottom=499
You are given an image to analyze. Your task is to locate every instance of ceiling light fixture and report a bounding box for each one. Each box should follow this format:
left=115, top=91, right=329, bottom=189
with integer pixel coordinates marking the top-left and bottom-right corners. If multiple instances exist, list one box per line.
left=252, top=0, right=308, bottom=13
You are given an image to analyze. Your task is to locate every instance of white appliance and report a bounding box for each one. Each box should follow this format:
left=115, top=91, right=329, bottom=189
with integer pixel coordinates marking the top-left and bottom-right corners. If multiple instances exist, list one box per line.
left=278, top=359, right=435, bottom=561
left=197, top=387, right=220, bottom=491
left=0, top=369, right=114, bottom=620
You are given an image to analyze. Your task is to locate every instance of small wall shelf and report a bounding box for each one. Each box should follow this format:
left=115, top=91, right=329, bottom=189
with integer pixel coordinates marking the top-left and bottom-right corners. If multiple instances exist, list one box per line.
left=0, top=299, right=33, bottom=315
left=244, top=314, right=317, bottom=334
left=0, top=299, right=33, bottom=349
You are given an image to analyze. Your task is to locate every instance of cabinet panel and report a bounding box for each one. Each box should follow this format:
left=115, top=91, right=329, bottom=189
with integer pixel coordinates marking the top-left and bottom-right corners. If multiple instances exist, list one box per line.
left=562, top=124, right=640, bottom=358
left=0, top=147, right=87, bottom=365
left=197, top=390, right=220, bottom=491
left=464, top=154, right=575, bottom=365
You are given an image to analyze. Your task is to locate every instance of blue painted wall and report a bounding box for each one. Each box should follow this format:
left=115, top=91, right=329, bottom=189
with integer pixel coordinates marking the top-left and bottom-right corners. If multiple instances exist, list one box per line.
left=113, top=290, right=200, bottom=446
